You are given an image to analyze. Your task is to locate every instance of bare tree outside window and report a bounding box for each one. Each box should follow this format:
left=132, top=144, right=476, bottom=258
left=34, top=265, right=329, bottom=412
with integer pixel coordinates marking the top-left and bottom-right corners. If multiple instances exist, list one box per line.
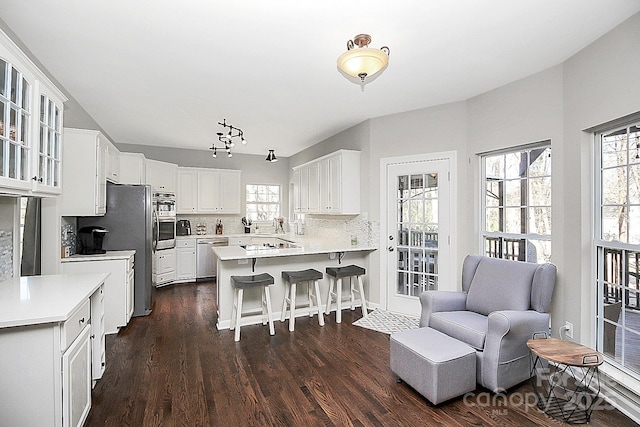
left=482, top=143, right=551, bottom=263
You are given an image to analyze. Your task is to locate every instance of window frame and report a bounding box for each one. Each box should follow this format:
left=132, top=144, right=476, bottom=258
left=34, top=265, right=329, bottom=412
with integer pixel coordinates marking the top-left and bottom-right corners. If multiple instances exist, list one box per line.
left=245, top=183, right=282, bottom=223
left=594, top=122, right=640, bottom=380
left=479, top=141, right=552, bottom=263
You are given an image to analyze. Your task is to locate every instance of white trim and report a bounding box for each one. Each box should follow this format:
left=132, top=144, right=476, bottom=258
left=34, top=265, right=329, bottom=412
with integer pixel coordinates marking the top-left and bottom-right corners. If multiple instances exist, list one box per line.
left=379, top=151, right=458, bottom=311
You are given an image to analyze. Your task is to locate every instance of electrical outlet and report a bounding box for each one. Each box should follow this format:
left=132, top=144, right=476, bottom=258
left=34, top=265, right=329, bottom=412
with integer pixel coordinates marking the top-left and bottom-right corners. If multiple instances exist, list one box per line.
left=565, top=321, right=574, bottom=339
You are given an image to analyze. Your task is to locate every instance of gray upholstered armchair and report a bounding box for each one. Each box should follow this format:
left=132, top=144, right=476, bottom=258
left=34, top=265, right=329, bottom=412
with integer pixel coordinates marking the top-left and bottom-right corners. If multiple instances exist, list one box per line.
left=419, top=255, right=557, bottom=392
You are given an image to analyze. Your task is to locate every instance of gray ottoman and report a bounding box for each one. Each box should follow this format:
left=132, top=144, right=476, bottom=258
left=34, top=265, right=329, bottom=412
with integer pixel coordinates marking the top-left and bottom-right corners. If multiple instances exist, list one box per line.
left=390, top=327, right=476, bottom=405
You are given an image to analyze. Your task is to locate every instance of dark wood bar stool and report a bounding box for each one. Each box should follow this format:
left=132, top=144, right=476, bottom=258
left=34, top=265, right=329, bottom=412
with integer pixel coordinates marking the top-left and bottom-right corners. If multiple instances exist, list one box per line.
left=230, top=273, right=275, bottom=342
left=281, top=269, right=325, bottom=331
left=325, top=265, right=368, bottom=323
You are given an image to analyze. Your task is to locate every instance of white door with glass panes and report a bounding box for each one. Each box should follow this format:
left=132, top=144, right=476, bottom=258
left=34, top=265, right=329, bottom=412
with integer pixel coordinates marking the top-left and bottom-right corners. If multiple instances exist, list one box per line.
left=384, top=157, right=453, bottom=316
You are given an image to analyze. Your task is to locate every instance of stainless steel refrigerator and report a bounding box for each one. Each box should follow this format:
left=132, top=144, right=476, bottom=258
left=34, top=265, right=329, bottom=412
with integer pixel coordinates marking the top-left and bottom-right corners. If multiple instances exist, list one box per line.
left=78, top=183, right=154, bottom=316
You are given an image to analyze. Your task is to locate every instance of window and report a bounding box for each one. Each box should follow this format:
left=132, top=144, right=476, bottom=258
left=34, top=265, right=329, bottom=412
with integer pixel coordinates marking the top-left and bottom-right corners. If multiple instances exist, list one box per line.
left=595, top=124, right=640, bottom=377
left=481, top=143, right=551, bottom=263
left=245, top=184, right=281, bottom=222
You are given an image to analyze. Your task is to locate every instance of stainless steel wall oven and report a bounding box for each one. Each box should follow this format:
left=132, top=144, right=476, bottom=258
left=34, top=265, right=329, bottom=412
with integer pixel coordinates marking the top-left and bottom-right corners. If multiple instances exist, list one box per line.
left=153, top=192, right=176, bottom=251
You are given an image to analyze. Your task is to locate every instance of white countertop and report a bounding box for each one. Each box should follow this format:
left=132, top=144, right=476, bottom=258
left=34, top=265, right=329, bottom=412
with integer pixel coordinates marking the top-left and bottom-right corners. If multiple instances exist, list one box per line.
left=61, top=250, right=136, bottom=263
left=0, top=273, right=109, bottom=328
left=212, top=235, right=377, bottom=261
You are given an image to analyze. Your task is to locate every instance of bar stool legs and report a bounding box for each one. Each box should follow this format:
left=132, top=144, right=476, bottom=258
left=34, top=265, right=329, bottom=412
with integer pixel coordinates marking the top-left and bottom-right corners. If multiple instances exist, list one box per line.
left=325, top=265, right=368, bottom=323
left=230, top=273, right=275, bottom=342
left=281, top=269, right=325, bottom=331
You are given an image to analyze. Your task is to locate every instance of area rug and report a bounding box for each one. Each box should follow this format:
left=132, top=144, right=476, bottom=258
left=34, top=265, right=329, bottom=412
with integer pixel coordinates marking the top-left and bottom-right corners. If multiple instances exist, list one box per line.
left=353, top=309, right=420, bottom=335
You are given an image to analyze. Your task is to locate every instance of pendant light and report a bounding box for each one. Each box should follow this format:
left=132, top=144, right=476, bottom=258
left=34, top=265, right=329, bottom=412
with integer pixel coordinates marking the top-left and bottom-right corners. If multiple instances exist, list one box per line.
left=265, top=150, right=277, bottom=162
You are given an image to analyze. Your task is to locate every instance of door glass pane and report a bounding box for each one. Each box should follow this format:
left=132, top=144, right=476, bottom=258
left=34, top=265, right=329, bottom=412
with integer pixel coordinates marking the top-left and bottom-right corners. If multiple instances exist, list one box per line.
left=20, top=146, right=28, bottom=181
left=54, top=106, right=60, bottom=131
left=10, top=68, right=18, bottom=104
left=40, top=95, right=46, bottom=123
left=395, top=172, right=440, bottom=297
left=0, top=101, right=5, bottom=137
left=21, top=78, right=29, bottom=110
left=39, top=125, right=45, bottom=153
left=9, top=106, right=17, bottom=141
left=20, top=112, right=27, bottom=145
left=0, top=60, right=6, bottom=98
left=9, top=142, right=16, bottom=178
left=0, top=140, right=4, bottom=176
left=53, top=160, right=60, bottom=187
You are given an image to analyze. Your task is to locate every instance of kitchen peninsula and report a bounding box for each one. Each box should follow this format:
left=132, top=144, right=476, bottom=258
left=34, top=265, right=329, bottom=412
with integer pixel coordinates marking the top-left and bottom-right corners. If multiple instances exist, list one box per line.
left=213, top=235, right=377, bottom=330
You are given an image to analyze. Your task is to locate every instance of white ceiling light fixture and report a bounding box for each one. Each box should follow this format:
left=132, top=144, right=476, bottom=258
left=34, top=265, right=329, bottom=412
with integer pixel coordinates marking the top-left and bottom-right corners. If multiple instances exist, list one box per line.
left=337, top=34, right=390, bottom=85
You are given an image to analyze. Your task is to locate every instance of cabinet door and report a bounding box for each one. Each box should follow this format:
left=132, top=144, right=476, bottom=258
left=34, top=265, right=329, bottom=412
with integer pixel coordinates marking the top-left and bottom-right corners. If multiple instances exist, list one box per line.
left=33, top=87, right=64, bottom=194
left=62, top=325, right=92, bottom=427
left=292, top=169, right=301, bottom=213
left=328, top=155, right=342, bottom=213
left=299, top=166, right=309, bottom=212
left=162, top=163, right=178, bottom=193
left=157, top=248, right=176, bottom=274
left=90, top=285, right=105, bottom=383
left=319, top=158, right=330, bottom=213
left=218, top=170, right=241, bottom=213
left=95, top=138, right=107, bottom=215
left=176, top=248, right=196, bottom=280
left=106, top=142, right=120, bottom=183
left=197, top=170, right=220, bottom=212
left=308, top=163, right=320, bottom=213
left=177, top=169, right=197, bottom=213
left=126, top=257, right=134, bottom=322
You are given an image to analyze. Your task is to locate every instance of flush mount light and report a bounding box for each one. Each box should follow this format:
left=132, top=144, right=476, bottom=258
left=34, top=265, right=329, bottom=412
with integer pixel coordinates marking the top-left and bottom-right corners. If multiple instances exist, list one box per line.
left=265, top=150, right=277, bottom=162
left=337, top=34, right=390, bottom=84
left=209, top=118, right=245, bottom=158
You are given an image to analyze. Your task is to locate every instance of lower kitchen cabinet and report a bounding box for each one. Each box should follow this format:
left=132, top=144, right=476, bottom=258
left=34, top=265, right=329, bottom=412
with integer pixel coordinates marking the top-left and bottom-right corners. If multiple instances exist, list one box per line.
left=175, top=238, right=196, bottom=283
left=62, top=251, right=135, bottom=335
left=153, top=248, right=176, bottom=286
left=0, top=280, right=104, bottom=427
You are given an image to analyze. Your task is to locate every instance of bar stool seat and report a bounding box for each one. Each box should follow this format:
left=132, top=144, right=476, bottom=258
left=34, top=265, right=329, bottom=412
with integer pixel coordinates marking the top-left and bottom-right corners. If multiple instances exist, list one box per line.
left=230, top=273, right=275, bottom=342
left=281, top=268, right=325, bottom=331
left=325, top=264, right=368, bottom=323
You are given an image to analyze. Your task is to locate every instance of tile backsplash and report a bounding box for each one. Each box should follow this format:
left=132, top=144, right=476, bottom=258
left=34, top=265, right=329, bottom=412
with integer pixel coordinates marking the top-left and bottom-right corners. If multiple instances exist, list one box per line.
left=61, top=222, right=77, bottom=256
left=0, top=230, right=13, bottom=281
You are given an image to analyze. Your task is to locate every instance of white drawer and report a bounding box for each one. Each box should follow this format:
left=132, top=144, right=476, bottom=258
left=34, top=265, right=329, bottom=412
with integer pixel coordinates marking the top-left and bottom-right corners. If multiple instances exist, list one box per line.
left=228, top=236, right=250, bottom=246
left=61, top=299, right=90, bottom=351
left=155, top=271, right=176, bottom=285
left=176, top=239, right=196, bottom=249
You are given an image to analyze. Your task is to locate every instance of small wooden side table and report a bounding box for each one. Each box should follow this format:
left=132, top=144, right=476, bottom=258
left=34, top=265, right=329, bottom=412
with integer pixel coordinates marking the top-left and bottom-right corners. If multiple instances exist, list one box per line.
left=527, top=337, right=604, bottom=424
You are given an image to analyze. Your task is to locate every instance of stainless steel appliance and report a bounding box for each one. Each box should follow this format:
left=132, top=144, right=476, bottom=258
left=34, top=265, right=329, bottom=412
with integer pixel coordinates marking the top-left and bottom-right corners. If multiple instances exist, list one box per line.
left=176, top=219, right=191, bottom=236
left=196, top=237, right=227, bottom=279
left=78, top=183, right=154, bottom=316
left=153, top=192, right=176, bottom=250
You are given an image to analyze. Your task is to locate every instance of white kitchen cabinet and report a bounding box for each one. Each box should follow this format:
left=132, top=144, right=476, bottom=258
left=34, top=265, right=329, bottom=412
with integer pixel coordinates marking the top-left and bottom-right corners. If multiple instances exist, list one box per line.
left=146, top=158, right=177, bottom=193
left=61, top=128, right=111, bottom=216
left=177, top=167, right=197, bottom=213
left=291, top=168, right=300, bottom=215
left=292, top=150, right=360, bottom=215
left=63, top=322, right=92, bottom=427
left=62, top=252, right=135, bottom=335
left=153, top=248, right=176, bottom=286
left=176, top=167, right=241, bottom=214
left=106, top=140, right=120, bottom=183
left=0, top=283, right=103, bottom=427
left=118, top=152, right=146, bottom=184
left=175, top=238, right=196, bottom=282
left=89, top=283, right=105, bottom=384
left=0, top=31, right=67, bottom=196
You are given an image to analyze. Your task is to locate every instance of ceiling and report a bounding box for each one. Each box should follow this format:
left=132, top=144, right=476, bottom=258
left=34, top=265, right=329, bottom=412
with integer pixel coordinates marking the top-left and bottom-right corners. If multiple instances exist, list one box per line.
left=1, top=1, right=639, bottom=157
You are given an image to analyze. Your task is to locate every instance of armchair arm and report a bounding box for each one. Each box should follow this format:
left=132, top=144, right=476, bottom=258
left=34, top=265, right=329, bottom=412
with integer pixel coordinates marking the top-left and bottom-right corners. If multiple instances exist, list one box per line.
left=482, top=310, right=550, bottom=391
left=419, top=291, right=467, bottom=327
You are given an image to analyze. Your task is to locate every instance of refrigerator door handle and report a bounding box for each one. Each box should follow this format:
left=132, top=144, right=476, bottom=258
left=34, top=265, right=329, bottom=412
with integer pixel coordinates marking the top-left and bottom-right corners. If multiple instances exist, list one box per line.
left=152, top=210, right=159, bottom=253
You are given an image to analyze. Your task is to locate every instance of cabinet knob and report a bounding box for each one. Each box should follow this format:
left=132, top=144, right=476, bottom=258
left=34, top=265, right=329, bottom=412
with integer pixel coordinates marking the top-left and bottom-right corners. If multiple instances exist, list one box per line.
left=79, top=317, right=85, bottom=324
left=39, top=177, right=43, bottom=182
left=32, top=176, right=37, bottom=181
left=388, top=246, right=395, bottom=252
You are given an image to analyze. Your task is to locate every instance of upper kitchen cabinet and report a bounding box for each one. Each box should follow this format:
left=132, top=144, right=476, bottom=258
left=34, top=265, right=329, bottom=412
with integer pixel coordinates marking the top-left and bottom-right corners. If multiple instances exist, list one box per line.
left=118, top=152, right=146, bottom=185
left=105, top=140, right=120, bottom=183
left=177, top=167, right=241, bottom=214
left=292, top=150, right=360, bottom=215
left=0, top=29, right=67, bottom=196
left=146, top=159, right=177, bottom=193
left=61, top=128, right=111, bottom=216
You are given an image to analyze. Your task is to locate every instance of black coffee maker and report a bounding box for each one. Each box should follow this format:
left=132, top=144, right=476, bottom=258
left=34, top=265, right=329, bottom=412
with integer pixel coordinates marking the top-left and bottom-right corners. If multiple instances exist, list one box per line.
left=77, top=226, right=108, bottom=254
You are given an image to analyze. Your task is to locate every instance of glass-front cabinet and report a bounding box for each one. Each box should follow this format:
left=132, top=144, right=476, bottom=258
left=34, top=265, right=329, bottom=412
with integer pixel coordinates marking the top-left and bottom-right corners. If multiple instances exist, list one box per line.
left=0, top=30, right=66, bottom=195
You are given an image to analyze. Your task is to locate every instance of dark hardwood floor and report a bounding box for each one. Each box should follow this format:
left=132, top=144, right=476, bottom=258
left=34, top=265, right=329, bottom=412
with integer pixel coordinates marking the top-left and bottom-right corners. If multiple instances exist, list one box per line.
left=85, top=281, right=638, bottom=426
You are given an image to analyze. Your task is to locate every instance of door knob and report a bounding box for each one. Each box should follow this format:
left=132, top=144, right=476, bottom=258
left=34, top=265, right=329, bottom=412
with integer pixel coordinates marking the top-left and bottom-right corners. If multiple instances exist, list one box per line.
left=388, top=246, right=395, bottom=252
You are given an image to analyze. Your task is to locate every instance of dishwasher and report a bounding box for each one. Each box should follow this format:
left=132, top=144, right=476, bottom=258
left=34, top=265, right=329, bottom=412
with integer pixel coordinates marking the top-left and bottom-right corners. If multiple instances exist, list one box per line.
left=196, top=237, right=228, bottom=280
